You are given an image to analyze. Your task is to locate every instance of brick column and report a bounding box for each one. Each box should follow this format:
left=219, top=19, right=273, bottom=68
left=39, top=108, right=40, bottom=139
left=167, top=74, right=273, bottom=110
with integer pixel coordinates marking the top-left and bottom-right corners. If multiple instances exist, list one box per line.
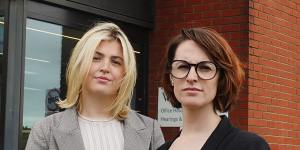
left=249, top=0, right=300, bottom=149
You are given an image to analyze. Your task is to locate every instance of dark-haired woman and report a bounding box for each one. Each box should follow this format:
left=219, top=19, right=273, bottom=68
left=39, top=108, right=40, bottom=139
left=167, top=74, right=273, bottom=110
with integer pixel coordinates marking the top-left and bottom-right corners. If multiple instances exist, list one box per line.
left=158, top=28, right=270, bottom=150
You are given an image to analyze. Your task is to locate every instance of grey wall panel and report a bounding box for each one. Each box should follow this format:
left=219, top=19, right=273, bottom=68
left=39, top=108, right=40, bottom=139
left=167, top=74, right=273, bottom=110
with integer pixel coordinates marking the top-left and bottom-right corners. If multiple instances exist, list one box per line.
left=43, top=0, right=154, bottom=28
left=69, top=0, right=153, bottom=21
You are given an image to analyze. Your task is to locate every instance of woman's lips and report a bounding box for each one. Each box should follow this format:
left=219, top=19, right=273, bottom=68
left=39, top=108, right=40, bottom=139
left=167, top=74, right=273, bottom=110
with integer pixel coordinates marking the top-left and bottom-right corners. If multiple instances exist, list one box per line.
left=182, top=87, right=203, bottom=92
left=182, top=87, right=203, bottom=95
left=95, top=76, right=110, bottom=83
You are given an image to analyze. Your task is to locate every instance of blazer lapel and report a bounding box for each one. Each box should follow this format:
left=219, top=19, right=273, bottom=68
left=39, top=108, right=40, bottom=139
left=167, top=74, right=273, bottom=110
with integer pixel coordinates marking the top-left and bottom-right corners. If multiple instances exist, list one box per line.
left=123, top=111, right=152, bottom=150
left=202, top=116, right=234, bottom=150
left=53, top=108, right=85, bottom=150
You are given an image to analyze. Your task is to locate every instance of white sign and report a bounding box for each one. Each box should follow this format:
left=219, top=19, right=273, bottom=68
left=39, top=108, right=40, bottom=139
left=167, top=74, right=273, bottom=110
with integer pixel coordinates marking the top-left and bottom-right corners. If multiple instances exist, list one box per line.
left=157, top=87, right=183, bottom=127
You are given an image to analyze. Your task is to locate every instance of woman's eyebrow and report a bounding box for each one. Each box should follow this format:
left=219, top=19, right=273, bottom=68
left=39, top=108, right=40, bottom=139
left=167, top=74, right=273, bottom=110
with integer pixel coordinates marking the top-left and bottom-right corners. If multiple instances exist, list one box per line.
left=94, top=51, right=104, bottom=56
left=95, top=51, right=123, bottom=61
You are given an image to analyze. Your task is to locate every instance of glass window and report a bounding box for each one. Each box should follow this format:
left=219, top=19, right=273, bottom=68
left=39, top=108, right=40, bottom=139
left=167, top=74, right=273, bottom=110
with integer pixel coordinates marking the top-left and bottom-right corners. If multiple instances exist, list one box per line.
left=0, top=11, right=4, bottom=150
left=0, top=15, right=4, bottom=121
left=22, top=18, right=83, bottom=149
left=0, top=15, right=4, bottom=110
left=0, top=17, right=3, bottom=54
left=21, top=17, right=146, bottom=149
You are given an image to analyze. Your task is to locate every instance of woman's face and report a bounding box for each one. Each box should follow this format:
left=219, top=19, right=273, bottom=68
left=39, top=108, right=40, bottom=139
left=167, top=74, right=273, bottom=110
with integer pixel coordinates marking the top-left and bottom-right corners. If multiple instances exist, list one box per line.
left=83, top=40, right=125, bottom=97
left=171, top=40, right=219, bottom=109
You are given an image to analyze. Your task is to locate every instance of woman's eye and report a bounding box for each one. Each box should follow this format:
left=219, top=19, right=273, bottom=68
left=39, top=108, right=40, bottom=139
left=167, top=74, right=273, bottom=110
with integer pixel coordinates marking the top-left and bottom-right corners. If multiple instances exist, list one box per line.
left=112, top=60, right=121, bottom=65
left=198, top=66, right=212, bottom=71
left=93, top=57, right=101, bottom=61
left=177, top=65, right=189, bottom=70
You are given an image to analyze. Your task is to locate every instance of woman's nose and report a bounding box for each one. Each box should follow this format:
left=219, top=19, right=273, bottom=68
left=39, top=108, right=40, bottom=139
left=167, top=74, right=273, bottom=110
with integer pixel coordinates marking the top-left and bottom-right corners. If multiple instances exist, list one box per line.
left=186, top=66, right=198, bottom=82
left=99, top=60, right=110, bottom=73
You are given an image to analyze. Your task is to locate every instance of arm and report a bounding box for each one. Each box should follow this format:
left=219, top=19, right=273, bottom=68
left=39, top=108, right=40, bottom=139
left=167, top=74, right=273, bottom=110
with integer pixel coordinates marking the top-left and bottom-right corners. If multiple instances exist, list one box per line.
left=150, top=120, right=165, bottom=150
left=25, top=121, right=49, bottom=150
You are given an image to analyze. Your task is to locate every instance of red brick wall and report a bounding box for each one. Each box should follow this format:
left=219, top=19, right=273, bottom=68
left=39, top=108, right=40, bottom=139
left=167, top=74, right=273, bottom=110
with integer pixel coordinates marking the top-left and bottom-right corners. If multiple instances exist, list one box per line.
left=149, top=0, right=250, bottom=141
left=249, top=0, right=300, bottom=149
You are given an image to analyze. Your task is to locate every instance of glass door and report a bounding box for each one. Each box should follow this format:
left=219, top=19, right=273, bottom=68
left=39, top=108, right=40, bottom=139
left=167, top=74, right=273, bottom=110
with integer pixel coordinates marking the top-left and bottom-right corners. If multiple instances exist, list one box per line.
left=0, top=0, right=7, bottom=148
left=0, top=11, right=4, bottom=95
left=0, top=17, right=3, bottom=54
left=21, top=18, right=83, bottom=149
left=21, top=1, right=150, bottom=149
left=0, top=5, right=5, bottom=150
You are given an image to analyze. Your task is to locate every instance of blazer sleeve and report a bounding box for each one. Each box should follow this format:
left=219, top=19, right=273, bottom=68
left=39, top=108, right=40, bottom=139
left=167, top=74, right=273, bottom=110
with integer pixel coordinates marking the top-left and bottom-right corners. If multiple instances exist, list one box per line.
left=150, top=120, right=165, bottom=150
left=25, top=120, right=49, bottom=150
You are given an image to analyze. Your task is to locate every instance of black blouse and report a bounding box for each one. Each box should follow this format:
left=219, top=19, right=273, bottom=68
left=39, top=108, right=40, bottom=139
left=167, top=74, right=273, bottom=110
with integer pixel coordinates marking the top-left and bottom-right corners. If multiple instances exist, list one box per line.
left=157, top=116, right=270, bottom=150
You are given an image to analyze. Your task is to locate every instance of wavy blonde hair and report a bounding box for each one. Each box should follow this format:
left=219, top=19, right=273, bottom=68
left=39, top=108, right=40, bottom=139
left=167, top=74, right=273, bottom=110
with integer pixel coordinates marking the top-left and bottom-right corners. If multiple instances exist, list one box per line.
left=58, top=22, right=137, bottom=120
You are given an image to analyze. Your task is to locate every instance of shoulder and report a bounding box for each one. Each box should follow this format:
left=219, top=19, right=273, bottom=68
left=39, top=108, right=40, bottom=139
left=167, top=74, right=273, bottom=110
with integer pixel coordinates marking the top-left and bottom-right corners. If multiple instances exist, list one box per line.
left=130, top=111, right=156, bottom=124
left=32, top=110, right=65, bottom=129
left=125, top=111, right=165, bottom=149
left=239, top=130, right=269, bottom=147
left=30, top=109, right=69, bottom=135
left=215, top=116, right=270, bottom=150
left=26, top=110, right=69, bottom=149
left=226, top=128, right=270, bottom=150
left=236, top=129, right=265, bottom=141
left=125, top=111, right=160, bottom=130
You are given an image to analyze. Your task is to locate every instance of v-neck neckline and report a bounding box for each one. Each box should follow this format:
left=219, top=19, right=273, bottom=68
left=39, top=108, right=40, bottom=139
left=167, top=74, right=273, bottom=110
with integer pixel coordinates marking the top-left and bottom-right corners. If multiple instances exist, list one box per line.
left=163, top=116, right=234, bottom=150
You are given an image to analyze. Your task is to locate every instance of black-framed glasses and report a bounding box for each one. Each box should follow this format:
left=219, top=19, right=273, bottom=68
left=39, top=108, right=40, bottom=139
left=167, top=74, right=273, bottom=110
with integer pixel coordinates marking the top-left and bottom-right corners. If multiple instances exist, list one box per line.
left=170, top=60, right=218, bottom=80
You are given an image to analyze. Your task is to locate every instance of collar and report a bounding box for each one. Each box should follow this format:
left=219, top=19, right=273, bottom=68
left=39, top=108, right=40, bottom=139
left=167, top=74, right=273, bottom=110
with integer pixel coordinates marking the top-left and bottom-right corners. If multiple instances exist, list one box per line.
left=123, top=111, right=151, bottom=150
left=201, top=115, right=235, bottom=149
left=123, top=111, right=147, bottom=131
left=160, top=116, right=235, bottom=150
left=53, top=108, right=151, bottom=150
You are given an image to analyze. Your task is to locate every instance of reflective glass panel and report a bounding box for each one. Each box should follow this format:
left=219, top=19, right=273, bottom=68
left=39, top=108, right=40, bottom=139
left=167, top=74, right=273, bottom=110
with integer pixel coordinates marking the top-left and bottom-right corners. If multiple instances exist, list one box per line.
left=0, top=17, right=3, bottom=54
left=22, top=18, right=83, bottom=149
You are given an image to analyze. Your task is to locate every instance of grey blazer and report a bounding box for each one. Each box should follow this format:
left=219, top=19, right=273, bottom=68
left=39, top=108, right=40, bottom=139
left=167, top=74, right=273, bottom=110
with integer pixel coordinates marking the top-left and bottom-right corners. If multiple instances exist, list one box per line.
left=25, top=108, right=165, bottom=150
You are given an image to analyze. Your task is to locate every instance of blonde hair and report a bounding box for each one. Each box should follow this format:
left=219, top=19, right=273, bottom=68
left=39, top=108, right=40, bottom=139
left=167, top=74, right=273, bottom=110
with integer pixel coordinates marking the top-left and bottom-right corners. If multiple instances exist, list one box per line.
left=58, top=22, right=137, bottom=120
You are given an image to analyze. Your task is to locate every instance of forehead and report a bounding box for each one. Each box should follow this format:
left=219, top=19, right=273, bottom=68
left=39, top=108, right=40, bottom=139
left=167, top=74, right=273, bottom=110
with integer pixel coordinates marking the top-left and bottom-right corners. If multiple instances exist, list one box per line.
left=174, top=40, right=210, bottom=62
left=95, top=40, right=123, bottom=57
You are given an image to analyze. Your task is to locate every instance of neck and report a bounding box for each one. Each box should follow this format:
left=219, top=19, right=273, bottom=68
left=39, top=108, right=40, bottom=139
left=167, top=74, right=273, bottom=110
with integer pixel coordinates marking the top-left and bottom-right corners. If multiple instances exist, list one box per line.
left=79, top=91, right=115, bottom=119
left=181, top=104, right=221, bottom=136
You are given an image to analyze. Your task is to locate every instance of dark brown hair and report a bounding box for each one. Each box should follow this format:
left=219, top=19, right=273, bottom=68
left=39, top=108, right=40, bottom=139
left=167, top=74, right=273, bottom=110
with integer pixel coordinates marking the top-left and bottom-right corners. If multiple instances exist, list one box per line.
left=161, top=27, right=245, bottom=112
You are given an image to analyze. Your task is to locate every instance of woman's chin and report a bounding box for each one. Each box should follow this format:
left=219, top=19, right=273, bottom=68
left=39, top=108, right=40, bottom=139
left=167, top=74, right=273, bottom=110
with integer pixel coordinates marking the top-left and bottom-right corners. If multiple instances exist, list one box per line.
left=180, top=101, right=211, bottom=110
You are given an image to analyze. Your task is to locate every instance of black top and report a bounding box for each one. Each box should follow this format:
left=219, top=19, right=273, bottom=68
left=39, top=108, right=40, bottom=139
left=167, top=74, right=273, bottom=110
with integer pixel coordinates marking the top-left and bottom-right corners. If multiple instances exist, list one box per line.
left=157, top=116, right=270, bottom=150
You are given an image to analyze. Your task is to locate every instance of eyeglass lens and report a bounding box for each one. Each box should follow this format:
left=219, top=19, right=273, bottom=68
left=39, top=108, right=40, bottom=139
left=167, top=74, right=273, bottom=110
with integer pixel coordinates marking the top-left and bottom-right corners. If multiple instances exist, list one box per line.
left=171, top=60, right=217, bottom=80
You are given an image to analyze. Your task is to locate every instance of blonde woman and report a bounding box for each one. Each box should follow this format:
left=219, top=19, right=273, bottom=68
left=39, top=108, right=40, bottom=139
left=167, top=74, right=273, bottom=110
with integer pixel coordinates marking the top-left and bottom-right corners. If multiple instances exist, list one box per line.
left=26, top=22, right=164, bottom=150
